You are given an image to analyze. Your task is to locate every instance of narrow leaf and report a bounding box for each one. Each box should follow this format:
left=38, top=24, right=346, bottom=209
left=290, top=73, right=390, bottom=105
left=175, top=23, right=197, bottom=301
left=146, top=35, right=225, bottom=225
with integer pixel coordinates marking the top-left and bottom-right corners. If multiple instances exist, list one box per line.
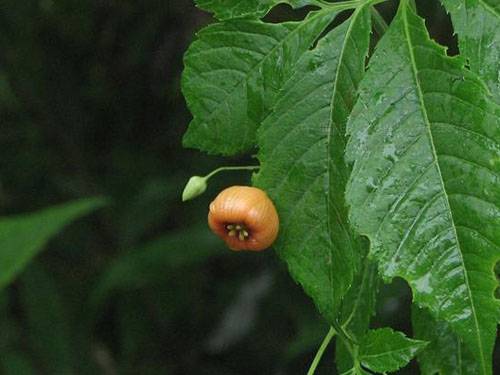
left=255, top=7, right=371, bottom=322
left=0, top=198, right=106, bottom=290
left=90, top=225, right=222, bottom=311
left=440, top=0, right=500, bottom=102
left=346, top=1, right=500, bottom=373
left=182, top=10, right=336, bottom=155
left=195, top=0, right=323, bottom=21
left=359, top=328, right=428, bottom=373
left=412, top=306, right=479, bottom=374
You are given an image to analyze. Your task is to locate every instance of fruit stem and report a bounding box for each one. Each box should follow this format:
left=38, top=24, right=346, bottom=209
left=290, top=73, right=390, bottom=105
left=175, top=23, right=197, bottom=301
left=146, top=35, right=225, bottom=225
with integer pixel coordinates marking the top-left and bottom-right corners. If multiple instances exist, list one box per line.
left=204, top=165, right=259, bottom=180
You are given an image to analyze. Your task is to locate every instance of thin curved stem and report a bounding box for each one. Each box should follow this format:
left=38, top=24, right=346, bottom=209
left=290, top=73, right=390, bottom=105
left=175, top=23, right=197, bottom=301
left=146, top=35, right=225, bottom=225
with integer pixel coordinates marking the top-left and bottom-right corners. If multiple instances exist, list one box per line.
left=204, top=165, right=259, bottom=180
left=307, top=327, right=336, bottom=375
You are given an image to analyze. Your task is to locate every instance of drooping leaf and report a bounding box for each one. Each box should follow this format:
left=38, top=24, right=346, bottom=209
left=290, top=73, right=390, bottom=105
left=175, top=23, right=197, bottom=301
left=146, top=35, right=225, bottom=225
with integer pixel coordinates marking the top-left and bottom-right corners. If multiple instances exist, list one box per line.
left=90, top=225, right=222, bottom=311
left=358, top=328, right=428, bottom=373
left=0, top=198, right=106, bottom=290
left=412, top=306, right=479, bottom=374
left=182, top=9, right=339, bottom=155
left=345, top=1, right=500, bottom=373
left=440, top=0, right=500, bottom=102
left=255, top=6, right=371, bottom=323
left=194, top=0, right=323, bottom=21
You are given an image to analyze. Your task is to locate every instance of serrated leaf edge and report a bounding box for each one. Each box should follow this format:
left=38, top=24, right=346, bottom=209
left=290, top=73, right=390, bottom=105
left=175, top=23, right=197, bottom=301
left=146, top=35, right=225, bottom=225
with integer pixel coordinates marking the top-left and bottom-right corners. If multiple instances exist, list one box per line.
left=399, top=3, right=490, bottom=372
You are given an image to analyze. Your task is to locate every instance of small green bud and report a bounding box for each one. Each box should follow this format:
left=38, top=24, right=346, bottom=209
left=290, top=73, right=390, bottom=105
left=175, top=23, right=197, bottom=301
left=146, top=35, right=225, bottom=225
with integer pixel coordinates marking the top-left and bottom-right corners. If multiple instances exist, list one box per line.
left=182, top=176, right=208, bottom=202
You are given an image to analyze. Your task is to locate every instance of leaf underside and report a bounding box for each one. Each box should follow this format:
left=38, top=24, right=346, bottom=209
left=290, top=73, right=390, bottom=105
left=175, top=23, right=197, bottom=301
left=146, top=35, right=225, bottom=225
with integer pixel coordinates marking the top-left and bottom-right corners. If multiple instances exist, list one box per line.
left=182, top=10, right=336, bottom=155
left=346, top=2, right=500, bottom=373
left=255, top=6, right=371, bottom=323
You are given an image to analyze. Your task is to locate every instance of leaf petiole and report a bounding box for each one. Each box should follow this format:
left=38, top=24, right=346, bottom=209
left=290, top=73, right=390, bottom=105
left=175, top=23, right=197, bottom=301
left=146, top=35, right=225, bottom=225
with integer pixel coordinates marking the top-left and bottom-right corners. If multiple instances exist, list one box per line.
left=307, top=327, right=336, bottom=375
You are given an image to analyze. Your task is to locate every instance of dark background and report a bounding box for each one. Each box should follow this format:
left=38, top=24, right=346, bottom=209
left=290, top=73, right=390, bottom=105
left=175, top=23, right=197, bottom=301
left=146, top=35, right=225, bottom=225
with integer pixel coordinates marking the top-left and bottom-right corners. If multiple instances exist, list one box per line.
left=0, top=1, right=497, bottom=374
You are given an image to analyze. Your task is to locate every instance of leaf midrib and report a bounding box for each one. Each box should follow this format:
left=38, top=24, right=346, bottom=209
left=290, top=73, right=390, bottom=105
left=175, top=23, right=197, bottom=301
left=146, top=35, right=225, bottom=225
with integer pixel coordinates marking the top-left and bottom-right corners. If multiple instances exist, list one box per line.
left=401, top=3, right=487, bottom=374
left=361, top=342, right=423, bottom=360
left=325, top=5, right=364, bottom=314
left=342, top=257, right=373, bottom=328
left=478, top=0, right=500, bottom=18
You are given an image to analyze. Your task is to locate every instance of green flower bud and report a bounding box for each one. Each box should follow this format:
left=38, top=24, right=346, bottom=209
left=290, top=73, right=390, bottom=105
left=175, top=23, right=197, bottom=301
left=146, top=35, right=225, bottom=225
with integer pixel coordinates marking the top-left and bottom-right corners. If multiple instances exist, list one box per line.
left=182, top=176, right=207, bottom=202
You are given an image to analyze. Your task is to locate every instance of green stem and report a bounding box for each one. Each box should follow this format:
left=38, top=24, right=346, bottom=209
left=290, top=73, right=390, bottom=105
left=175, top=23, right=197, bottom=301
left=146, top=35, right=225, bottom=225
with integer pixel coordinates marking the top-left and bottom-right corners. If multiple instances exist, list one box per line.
left=307, top=327, right=336, bottom=375
left=204, top=165, right=259, bottom=180
left=371, top=7, right=388, bottom=36
left=332, top=320, right=357, bottom=345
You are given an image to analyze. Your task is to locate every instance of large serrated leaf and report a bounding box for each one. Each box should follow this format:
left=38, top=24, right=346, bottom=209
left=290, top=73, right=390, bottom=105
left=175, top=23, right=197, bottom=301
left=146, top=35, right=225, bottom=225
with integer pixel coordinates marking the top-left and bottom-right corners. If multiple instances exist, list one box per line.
left=0, top=198, right=106, bottom=290
left=345, top=1, right=500, bottom=373
left=254, top=7, right=371, bottom=323
left=440, top=0, right=500, bottom=102
left=182, top=9, right=337, bottom=155
left=359, top=328, right=428, bottom=373
left=195, top=0, right=323, bottom=21
left=412, top=306, right=479, bottom=374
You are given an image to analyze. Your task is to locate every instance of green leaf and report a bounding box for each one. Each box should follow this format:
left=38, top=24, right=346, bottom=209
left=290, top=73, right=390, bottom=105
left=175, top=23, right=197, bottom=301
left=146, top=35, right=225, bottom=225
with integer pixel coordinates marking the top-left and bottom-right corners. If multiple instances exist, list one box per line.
left=194, top=0, right=323, bottom=21
left=440, top=0, right=500, bottom=102
left=20, top=263, right=75, bottom=375
left=255, top=6, right=371, bottom=323
left=339, top=255, right=379, bottom=339
left=412, top=306, right=479, bottom=375
left=0, top=198, right=106, bottom=290
left=359, top=328, right=428, bottom=373
left=345, top=1, right=500, bottom=373
left=90, top=225, right=223, bottom=311
left=335, top=253, right=379, bottom=373
left=182, top=9, right=337, bottom=155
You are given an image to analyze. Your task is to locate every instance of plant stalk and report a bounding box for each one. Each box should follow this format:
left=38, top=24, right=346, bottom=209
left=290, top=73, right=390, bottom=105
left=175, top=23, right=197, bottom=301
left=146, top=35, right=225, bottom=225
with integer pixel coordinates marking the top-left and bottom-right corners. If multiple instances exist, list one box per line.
left=307, top=327, right=336, bottom=375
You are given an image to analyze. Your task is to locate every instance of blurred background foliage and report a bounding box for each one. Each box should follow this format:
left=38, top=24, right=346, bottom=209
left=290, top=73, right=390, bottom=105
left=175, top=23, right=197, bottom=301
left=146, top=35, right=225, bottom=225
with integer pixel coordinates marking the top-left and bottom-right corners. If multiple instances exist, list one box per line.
left=0, top=0, right=497, bottom=374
